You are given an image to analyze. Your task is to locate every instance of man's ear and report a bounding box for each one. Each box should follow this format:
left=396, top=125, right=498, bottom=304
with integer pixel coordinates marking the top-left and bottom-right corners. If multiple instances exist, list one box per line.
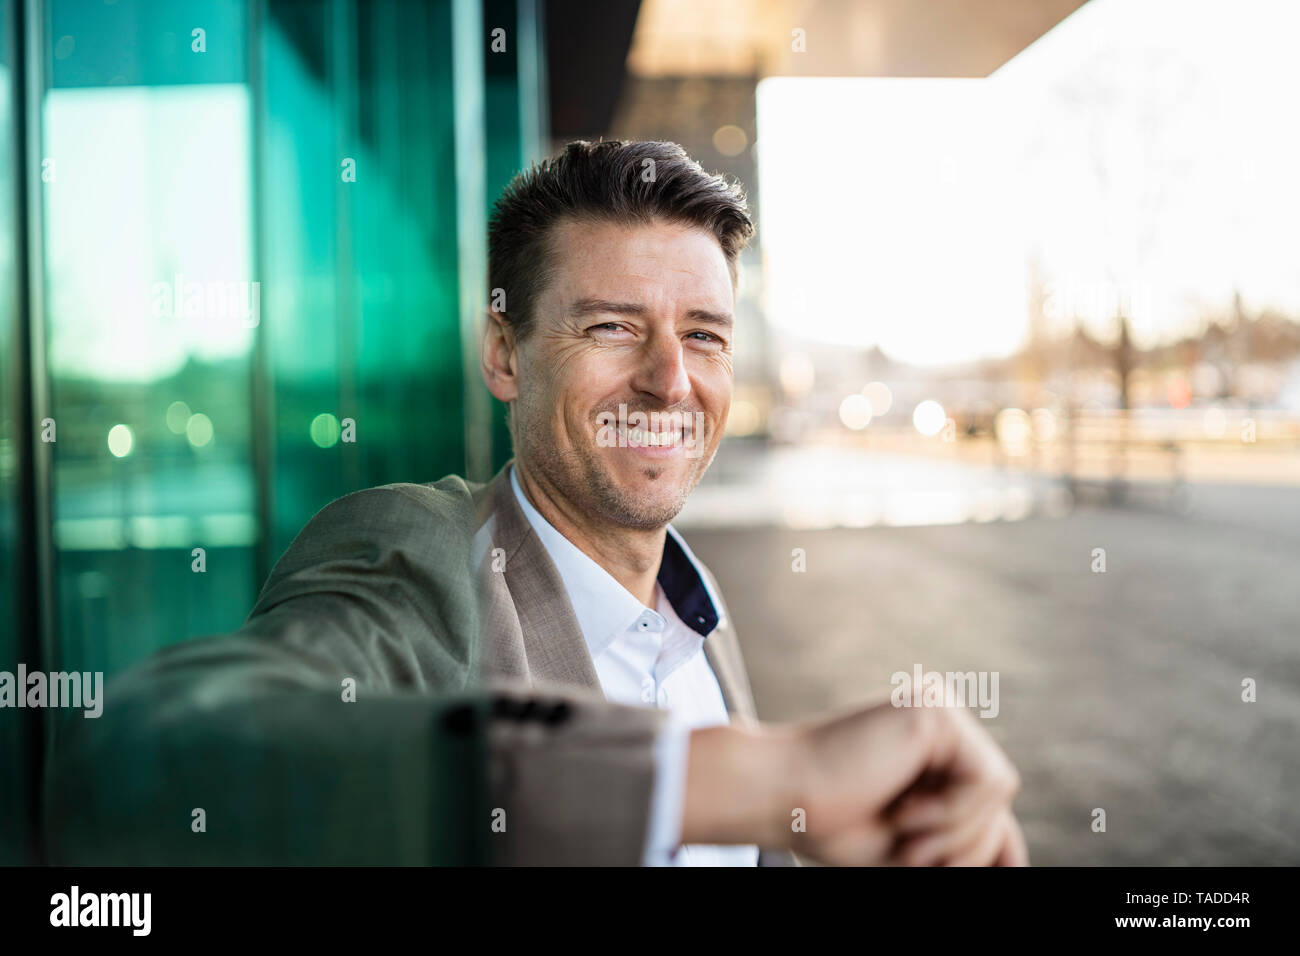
left=481, top=308, right=519, bottom=403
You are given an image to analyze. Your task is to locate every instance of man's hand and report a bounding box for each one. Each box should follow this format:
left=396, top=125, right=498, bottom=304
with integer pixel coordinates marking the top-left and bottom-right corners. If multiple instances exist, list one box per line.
left=681, top=702, right=1027, bottom=866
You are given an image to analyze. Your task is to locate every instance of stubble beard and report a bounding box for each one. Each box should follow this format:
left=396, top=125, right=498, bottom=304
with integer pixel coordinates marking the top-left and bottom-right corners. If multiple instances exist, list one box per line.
left=517, top=417, right=715, bottom=532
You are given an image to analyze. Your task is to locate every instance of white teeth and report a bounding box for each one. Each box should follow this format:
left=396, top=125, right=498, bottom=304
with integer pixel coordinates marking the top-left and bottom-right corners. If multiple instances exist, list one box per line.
left=621, top=426, right=680, bottom=447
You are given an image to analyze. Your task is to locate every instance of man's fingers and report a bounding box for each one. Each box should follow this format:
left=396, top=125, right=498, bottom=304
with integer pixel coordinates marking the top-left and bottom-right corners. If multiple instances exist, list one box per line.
left=888, top=774, right=1007, bottom=836
left=993, top=813, right=1030, bottom=866
left=887, top=709, right=1019, bottom=833
left=881, top=708, right=1024, bottom=866
left=792, top=701, right=1024, bottom=866
left=893, top=798, right=1002, bottom=865
left=942, top=810, right=1015, bottom=867
left=887, top=789, right=956, bottom=833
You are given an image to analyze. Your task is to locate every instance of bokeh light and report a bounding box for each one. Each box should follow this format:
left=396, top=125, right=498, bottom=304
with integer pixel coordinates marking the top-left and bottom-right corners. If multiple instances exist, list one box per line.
left=839, top=393, right=872, bottom=430
left=862, top=381, right=893, bottom=416
left=912, top=400, right=946, bottom=437
left=107, top=424, right=133, bottom=458
left=185, top=412, right=214, bottom=448
left=165, top=400, right=191, bottom=434
left=310, top=413, right=341, bottom=448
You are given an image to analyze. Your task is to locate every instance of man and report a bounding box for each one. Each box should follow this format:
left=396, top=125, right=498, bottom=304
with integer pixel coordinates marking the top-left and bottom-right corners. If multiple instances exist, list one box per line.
left=473, top=138, right=781, bottom=863
left=45, top=140, right=1027, bottom=868
left=470, top=139, right=1027, bottom=865
left=474, top=139, right=1024, bottom=866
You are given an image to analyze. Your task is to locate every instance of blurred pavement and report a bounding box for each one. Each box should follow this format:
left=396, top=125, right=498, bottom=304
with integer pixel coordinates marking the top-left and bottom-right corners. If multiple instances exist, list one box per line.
left=683, top=459, right=1300, bottom=865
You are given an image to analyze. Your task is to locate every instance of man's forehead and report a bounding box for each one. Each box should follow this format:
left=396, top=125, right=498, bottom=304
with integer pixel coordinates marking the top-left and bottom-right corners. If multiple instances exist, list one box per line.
left=545, top=218, right=733, bottom=305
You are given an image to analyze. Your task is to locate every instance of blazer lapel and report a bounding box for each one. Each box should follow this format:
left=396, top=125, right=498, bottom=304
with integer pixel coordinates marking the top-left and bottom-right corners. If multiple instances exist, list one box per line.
left=474, top=461, right=603, bottom=693
left=473, top=460, right=759, bottom=724
left=702, top=621, right=759, bottom=726
left=703, top=637, right=737, bottom=716
left=473, top=464, right=797, bottom=864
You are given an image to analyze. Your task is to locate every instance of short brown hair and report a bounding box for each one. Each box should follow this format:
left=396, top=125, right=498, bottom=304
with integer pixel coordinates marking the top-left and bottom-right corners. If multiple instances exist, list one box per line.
left=487, top=140, right=755, bottom=339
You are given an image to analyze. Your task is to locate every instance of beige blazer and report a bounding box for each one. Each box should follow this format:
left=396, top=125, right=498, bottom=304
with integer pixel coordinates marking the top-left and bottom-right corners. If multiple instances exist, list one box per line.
left=465, top=461, right=798, bottom=865
left=370, top=460, right=794, bottom=865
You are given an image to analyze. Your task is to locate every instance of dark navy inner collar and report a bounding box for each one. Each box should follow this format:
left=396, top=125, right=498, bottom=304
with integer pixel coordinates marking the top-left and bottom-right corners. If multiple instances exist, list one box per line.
left=657, top=531, right=719, bottom=638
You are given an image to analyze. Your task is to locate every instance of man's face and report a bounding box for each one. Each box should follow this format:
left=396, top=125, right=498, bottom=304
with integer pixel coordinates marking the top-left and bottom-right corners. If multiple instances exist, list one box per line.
left=509, top=217, right=734, bottom=530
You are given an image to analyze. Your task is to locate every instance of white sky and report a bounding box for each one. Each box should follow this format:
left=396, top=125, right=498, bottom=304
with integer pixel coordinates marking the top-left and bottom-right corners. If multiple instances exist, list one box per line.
left=756, top=0, right=1300, bottom=366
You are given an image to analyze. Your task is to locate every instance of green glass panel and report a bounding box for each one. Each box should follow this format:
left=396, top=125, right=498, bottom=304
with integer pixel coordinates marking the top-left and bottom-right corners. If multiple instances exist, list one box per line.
left=262, top=0, right=468, bottom=556
left=7, top=0, right=545, bottom=867
left=42, top=0, right=258, bottom=679
left=0, top=0, right=28, bottom=865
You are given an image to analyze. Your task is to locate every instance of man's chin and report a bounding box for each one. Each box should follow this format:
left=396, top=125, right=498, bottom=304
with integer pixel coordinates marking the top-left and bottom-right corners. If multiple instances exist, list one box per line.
left=597, top=474, right=691, bottom=528
left=612, top=502, right=686, bottom=531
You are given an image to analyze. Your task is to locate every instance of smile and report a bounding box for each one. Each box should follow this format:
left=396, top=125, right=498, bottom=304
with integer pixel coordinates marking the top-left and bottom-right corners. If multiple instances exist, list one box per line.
left=619, top=424, right=683, bottom=448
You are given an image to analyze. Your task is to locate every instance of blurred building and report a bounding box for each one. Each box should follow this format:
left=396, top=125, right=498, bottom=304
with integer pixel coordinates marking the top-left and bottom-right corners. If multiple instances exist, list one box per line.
left=606, top=0, right=1088, bottom=434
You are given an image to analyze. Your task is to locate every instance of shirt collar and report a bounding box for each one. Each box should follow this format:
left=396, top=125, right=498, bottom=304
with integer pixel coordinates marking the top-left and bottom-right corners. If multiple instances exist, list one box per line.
left=508, top=465, right=721, bottom=658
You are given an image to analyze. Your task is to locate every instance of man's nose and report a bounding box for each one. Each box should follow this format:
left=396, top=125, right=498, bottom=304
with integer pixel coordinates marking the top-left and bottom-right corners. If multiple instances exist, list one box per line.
left=631, top=333, right=691, bottom=406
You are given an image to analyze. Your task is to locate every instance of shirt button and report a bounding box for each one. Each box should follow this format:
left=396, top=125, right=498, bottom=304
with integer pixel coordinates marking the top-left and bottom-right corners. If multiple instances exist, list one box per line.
left=640, top=677, right=656, bottom=704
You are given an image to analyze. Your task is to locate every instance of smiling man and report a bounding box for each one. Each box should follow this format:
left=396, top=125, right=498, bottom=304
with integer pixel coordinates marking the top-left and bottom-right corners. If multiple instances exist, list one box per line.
left=476, top=141, right=766, bottom=864
left=492, top=214, right=735, bottom=535
left=216, top=140, right=1024, bottom=867
left=57, top=140, right=1027, bottom=869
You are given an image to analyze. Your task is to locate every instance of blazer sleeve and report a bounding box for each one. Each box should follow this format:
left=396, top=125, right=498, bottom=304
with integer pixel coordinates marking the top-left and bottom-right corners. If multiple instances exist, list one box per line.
left=474, top=677, right=670, bottom=866
left=42, top=633, right=669, bottom=865
left=42, top=484, right=667, bottom=865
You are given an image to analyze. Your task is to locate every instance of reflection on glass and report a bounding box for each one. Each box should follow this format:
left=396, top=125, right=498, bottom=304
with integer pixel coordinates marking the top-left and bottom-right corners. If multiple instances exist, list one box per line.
left=44, top=2, right=257, bottom=677
left=0, top=0, right=27, bottom=865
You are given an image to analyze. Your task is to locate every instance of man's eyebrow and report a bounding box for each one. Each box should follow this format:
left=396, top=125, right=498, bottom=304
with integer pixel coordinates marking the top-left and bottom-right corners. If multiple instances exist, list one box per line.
left=569, top=298, right=733, bottom=328
left=684, top=309, right=733, bottom=328
left=569, top=298, right=647, bottom=318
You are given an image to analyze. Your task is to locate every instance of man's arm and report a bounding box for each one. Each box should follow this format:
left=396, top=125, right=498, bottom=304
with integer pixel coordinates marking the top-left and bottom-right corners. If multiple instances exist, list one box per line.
left=43, top=633, right=489, bottom=864
left=42, top=633, right=672, bottom=865
left=44, top=633, right=1026, bottom=866
left=44, top=484, right=1025, bottom=866
left=42, top=483, right=670, bottom=865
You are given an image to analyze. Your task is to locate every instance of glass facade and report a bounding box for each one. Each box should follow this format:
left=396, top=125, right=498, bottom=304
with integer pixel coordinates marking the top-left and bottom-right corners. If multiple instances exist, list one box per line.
left=0, top=0, right=30, bottom=866
left=1, top=0, right=546, bottom=864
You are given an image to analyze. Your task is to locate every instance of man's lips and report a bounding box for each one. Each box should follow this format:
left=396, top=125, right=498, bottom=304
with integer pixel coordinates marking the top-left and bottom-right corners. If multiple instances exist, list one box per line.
left=594, top=407, right=708, bottom=460
left=615, top=422, right=686, bottom=457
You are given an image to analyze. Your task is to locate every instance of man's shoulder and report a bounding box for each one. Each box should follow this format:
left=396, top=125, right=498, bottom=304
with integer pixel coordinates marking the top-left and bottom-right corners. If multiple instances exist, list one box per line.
left=373, top=473, right=483, bottom=515
left=255, top=473, right=494, bottom=609
left=308, top=473, right=486, bottom=524
left=275, top=473, right=491, bottom=567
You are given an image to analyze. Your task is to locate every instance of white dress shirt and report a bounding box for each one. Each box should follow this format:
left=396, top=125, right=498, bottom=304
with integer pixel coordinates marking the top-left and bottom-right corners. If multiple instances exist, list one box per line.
left=509, top=465, right=759, bottom=866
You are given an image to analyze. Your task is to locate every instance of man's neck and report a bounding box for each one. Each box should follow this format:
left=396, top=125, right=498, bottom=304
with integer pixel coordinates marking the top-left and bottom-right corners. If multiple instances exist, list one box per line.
left=513, top=462, right=664, bottom=608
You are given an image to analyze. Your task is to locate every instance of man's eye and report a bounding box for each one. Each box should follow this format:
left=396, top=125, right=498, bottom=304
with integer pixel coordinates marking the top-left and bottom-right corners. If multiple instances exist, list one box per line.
left=688, top=331, right=719, bottom=343
left=591, top=322, right=624, bottom=333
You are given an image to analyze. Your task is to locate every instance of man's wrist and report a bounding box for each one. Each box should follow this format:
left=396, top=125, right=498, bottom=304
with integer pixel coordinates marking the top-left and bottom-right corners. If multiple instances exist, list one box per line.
left=680, top=722, right=805, bottom=849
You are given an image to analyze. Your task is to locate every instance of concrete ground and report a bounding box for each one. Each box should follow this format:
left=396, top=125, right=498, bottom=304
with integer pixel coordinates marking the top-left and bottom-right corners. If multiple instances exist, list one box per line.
left=684, top=498, right=1300, bottom=865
